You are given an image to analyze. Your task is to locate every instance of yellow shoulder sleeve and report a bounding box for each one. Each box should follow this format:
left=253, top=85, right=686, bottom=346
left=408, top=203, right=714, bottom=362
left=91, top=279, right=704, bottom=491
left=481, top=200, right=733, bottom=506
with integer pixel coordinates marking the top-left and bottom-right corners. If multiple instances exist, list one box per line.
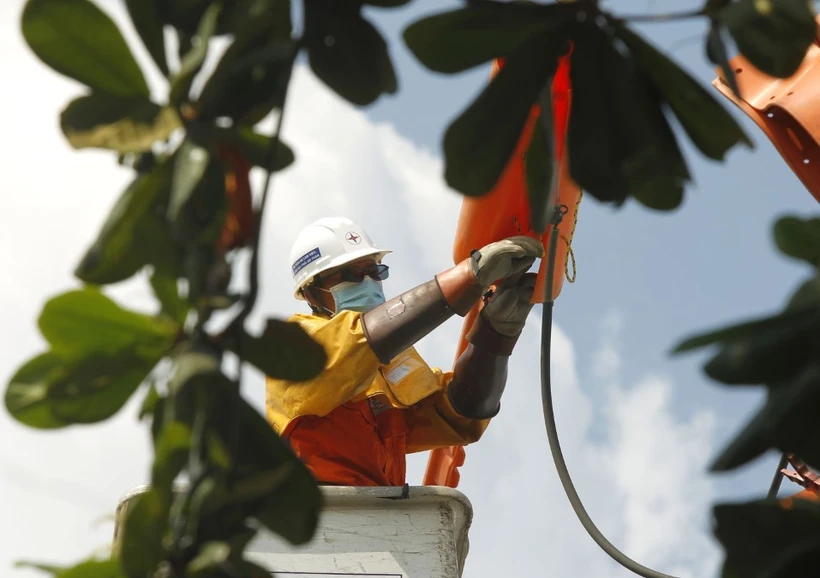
left=265, top=311, right=382, bottom=433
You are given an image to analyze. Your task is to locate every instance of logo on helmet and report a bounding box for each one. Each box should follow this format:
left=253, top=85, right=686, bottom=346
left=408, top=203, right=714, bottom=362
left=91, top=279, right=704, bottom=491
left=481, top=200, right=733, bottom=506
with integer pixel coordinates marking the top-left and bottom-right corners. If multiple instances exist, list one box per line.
left=345, top=232, right=361, bottom=245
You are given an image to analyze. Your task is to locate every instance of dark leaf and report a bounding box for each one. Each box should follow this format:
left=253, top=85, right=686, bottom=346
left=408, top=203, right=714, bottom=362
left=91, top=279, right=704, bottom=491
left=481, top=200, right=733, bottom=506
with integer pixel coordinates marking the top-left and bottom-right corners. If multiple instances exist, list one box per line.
left=710, top=364, right=820, bottom=471
left=46, top=352, right=159, bottom=424
left=38, top=288, right=179, bottom=360
left=569, top=24, right=690, bottom=210
left=226, top=319, right=327, bottom=381
left=4, top=352, right=68, bottom=429
left=15, top=558, right=124, bottom=578
left=304, top=0, right=396, bottom=106
left=525, top=109, right=553, bottom=232
left=786, top=274, right=820, bottom=311
left=614, top=21, right=753, bottom=161
left=714, top=498, right=820, bottom=578
left=773, top=215, right=820, bottom=265
left=21, top=0, right=149, bottom=97
left=702, top=314, right=819, bottom=385
left=720, top=0, right=816, bottom=78
left=181, top=375, right=322, bottom=545
left=157, top=0, right=274, bottom=36
left=125, top=0, right=169, bottom=76
left=233, top=559, right=272, bottom=578
left=60, top=94, right=180, bottom=153
left=444, top=31, right=566, bottom=196
left=187, top=124, right=295, bottom=172
left=706, top=20, right=740, bottom=98
left=152, top=421, right=192, bottom=490
left=186, top=542, right=231, bottom=576
left=168, top=140, right=228, bottom=246
left=566, top=24, right=624, bottom=205
left=139, top=382, right=160, bottom=420
left=196, top=13, right=294, bottom=124
left=119, top=487, right=168, bottom=578
left=403, top=2, right=575, bottom=74
left=759, top=538, right=820, bottom=578
left=75, top=157, right=177, bottom=285
left=150, top=271, right=190, bottom=325
left=365, top=0, right=412, bottom=6
left=169, top=2, right=222, bottom=105
left=671, top=309, right=811, bottom=352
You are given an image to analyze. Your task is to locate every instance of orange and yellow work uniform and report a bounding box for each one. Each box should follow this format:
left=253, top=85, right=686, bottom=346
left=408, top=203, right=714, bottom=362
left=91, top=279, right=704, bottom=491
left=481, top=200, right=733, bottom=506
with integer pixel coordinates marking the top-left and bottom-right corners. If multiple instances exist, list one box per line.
left=265, top=310, right=490, bottom=486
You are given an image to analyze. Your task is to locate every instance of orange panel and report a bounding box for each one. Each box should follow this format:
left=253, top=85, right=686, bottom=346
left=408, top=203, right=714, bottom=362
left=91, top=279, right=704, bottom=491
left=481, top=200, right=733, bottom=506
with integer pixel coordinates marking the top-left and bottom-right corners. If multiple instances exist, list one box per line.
left=712, top=17, right=820, bottom=204
left=424, top=50, right=581, bottom=488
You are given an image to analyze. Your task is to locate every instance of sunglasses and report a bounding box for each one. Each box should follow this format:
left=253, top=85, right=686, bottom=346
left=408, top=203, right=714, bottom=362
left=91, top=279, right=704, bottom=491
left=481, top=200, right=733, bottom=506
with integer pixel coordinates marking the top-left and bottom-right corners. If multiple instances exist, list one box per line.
left=337, top=263, right=389, bottom=283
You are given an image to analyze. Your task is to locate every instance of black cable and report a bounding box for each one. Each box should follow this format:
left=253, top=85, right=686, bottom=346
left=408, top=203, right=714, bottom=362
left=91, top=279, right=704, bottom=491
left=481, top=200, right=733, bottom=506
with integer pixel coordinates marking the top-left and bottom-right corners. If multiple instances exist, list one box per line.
left=539, top=206, right=680, bottom=578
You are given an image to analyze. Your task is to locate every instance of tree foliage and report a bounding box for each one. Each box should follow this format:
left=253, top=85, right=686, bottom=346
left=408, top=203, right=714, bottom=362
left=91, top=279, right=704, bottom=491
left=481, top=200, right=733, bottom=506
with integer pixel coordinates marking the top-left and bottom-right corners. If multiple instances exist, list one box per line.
left=5, top=0, right=820, bottom=577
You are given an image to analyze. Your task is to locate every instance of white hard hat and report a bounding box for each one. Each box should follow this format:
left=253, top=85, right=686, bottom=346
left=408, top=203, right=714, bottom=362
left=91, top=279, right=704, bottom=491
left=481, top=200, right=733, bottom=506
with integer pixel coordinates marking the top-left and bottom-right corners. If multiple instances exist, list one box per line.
left=289, top=216, right=392, bottom=300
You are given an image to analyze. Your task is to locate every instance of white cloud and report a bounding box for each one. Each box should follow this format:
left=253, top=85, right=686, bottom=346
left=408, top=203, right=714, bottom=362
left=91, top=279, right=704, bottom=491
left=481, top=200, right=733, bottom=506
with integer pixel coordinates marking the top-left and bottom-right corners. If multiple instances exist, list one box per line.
left=0, top=3, right=720, bottom=577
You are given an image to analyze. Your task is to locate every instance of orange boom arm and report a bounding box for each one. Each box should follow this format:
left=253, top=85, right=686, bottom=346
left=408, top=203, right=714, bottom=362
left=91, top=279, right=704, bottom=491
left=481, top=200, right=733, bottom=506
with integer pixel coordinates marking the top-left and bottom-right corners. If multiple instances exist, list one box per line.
left=423, top=50, right=583, bottom=487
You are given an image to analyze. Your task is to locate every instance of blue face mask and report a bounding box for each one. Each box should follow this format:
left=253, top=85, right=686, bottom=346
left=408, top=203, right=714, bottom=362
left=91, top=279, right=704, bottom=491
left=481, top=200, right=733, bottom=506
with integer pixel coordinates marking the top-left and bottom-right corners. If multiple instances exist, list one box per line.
left=329, top=277, right=385, bottom=313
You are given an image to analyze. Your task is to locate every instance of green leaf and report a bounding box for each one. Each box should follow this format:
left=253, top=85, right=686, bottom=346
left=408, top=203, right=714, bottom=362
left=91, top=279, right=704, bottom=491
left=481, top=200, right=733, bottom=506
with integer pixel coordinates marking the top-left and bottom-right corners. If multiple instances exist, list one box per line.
left=38, top=288, right=178, bottom=360
left=169, top=2, right=222, bottom=105
left=187, top=124, right=295, bottom=172
left=150, top=271, right=190, bottom=325
left=75, top=156, right=177, bottom=285
left=706, top=20, right=740, bottom=98
left=403, top=2, right=574, bottom=74
left=671, top=309, right=811, bottom=353
left=186, top=542, right=231, bottom=576
left=152, top=421, right=191, bottom=490
left=773, top=215, right=820, bottom=265
left=232, top=560, right=273, bottom=578
left=204, top=466, right=294, bottom=513
left=119, top=487, right=168, bottom=578
left=4, top=352, right=67, bottom=429
left=715, top=498, right=820, bottom=578
left=157, top=0, right=266, bottom=37
left=139, top=382, right=160, bottom=420
left=182, top=375, right=322, bottom=545
left=125, top=0, right=169, bottom=76
left=710, top=364, right=820, bottom=471
left=46, top=352, right=159, bottom=424
left=227, top=319, right=327, bottom=381
left=702, top=315, right=819, bottom=385
left=443, top=31, right=566, bottom=196
left=22, top=0, right=149, bottom=97
left=525, top=110, right=553, bottom=232
left=168, top=140, right=228, bottom=246
left=365, top=0, right=412, bottom=6
left=304, top=0, right=397, bottom=106
left=720, top=0, right=816, bottom=78
left=567, top=23, right=690, bottom=210
left=195, top=5, right=294, bottom=125
left=614, top=21, right=753, bottom=162
left=16, top=558, right=124, bottom=578
left=787, top=274, right=820, bottom=311
left=60, top=94, right=180, bottom=153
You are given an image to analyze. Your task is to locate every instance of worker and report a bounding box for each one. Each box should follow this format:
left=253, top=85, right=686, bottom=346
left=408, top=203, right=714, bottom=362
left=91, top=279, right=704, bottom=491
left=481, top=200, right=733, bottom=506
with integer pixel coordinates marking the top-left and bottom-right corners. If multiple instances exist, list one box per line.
left=265, top=216, right=544, bottom=486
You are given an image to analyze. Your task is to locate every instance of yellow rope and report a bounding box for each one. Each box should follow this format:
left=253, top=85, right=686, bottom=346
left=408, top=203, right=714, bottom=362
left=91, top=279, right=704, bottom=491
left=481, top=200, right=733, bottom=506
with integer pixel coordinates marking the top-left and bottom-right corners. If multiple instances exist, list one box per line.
left=561, top=190, right=582, bottom=283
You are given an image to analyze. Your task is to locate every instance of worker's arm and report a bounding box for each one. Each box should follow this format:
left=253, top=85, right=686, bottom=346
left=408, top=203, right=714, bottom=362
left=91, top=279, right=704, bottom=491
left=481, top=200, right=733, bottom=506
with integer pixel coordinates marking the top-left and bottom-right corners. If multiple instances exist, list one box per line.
left=362, top=236, right=543, bottom=364
left=266, top=310, right=383, bottom=419
left=406, top=273, right=537, bottom=451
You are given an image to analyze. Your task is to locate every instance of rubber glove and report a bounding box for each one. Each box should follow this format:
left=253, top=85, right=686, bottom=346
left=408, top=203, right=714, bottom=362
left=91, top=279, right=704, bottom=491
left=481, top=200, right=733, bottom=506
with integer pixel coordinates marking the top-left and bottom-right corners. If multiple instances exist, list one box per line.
left=482, top=272, right=538, bottom=337
left=470, top=236, right=544, bottom=287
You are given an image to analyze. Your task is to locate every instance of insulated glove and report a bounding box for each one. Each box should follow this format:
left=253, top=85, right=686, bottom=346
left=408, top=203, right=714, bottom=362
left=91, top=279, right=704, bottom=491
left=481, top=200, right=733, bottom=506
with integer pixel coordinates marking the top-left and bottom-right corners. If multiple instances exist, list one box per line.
left=470, top=236, right=544, bottom=287
left=482, top=272, right=538, bottom=337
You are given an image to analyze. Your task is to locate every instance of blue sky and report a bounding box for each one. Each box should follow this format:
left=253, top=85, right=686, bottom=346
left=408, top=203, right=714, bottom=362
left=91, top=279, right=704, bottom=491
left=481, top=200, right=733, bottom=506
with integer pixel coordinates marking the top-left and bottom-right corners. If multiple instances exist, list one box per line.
left=1, top=1, right=818, bottom=577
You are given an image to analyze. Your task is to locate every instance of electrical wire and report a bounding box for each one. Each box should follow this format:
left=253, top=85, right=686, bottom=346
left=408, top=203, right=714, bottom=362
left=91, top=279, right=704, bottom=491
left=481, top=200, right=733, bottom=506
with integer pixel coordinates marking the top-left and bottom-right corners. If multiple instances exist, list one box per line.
left=539, top=206, right=680, bottom=578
